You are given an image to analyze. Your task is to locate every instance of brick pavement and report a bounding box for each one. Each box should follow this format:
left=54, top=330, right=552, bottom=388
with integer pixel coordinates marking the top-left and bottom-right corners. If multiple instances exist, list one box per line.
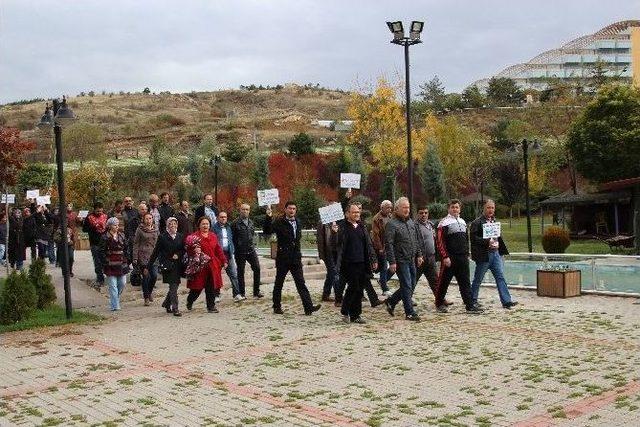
left=1, top=254, right=640, bottom=426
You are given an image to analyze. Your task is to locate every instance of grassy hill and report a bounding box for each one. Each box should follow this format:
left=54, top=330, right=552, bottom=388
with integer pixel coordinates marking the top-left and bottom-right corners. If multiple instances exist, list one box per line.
left=0, top=85, right=352, bottom=161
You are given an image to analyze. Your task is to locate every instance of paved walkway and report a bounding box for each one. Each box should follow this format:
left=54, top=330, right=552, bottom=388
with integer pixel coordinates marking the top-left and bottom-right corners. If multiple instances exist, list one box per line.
left=1, top=252, right=640, bottom=426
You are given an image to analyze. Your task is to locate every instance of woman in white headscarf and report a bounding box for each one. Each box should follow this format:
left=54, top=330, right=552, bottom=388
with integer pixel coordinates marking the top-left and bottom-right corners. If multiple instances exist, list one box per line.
left=147, top=217, right=185, bottom=316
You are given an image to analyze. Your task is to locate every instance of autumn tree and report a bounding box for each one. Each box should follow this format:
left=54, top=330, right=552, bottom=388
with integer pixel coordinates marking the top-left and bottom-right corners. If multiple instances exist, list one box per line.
left=0, top=127, right=35, bottom=188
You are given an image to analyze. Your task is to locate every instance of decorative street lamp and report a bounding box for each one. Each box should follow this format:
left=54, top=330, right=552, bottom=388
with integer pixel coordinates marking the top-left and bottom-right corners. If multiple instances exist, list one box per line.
left=386, top=20, right=424, bottom=209
left=37, top=96, right=76, bottom=319
left=210, top=154, right=222, bottom=207
left=509, top=139, right=542, bottom=253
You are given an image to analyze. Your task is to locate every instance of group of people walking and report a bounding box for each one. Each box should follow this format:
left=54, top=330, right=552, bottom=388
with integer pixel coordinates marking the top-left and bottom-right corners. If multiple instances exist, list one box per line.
left=4, top=190, right=518, bottom=323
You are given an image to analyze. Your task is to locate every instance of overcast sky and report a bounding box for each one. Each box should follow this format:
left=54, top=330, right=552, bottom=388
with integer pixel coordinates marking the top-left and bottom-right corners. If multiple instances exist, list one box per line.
left=1, top=0, right=639, bottom=104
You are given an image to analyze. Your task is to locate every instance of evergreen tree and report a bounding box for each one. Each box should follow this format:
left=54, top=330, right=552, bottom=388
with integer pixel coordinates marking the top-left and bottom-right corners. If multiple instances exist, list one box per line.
left=419, top=143, right=446, bottom=202
left=418, top=76, right=446, bottom=111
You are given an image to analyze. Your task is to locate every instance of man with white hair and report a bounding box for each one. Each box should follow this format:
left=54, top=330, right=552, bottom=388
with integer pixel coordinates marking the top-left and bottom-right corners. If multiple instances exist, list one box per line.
left=371, top=199, right=394, bottom=296
left=383, top=197, right=423, bottom=321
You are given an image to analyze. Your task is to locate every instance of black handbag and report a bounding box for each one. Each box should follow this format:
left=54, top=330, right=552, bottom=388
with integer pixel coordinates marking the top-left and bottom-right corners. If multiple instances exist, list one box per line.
left=130, top=266, right=142, bottom=287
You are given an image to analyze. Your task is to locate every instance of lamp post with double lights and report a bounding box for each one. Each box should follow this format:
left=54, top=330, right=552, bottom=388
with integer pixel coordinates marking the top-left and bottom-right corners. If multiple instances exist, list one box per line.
left=509, top=139, right=542, bottom=253
left=37, top=97, right=77, bottom=319
left=211, top=154, right=222, bottom=207
left=386, top=20, right=424, bottom=209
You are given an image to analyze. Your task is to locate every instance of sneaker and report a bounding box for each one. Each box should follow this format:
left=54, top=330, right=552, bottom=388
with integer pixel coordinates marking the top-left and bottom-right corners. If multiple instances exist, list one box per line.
left=436, top=305, right=449, bottom=313
left=383, top=290, right=392, bottom=297
left=405, top=314, right=421, bottom=322
left=466, top=306, right=485, bottom=314
left=214, top=296, right=221, bottom=303
left=173, top=310, right=182, bottom=317
left=384, top=300, right=395, bottom=317
left=352, top=317, right=366, bottom=324
left=233, top=295, right=243, bottom=302
left=144, top=298, right=150, bottom=306
left=502, top=301, right=519, bottom=309
left=342, top=315, right=350, bottom=324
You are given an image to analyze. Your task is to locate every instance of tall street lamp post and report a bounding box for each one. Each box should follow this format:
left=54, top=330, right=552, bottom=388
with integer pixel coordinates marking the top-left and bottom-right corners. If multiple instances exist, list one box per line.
left=211, top=154, right=222, bottom=207
left=37, top=97, right=77, bottom=319
left=386, top=20, right=424, bottom=209
left=510, top=139, right=541, bottom=253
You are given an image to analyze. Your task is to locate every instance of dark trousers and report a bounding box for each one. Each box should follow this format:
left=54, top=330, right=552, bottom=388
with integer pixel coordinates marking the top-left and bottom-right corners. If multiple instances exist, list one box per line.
left=37, top=242, right=48, bottom=259
left=90, top=245, right=105, bottom=283
left=56, top=244, right=74, bottom=275
left=436, top=254, right=473, bottom=309
left=341, top=263, right=367, bottom=320
left=235, top=250, right=261, bottom=296
left=29, top=243, right=37, bottom=261
left=322, top=255, right=339, bottom=298
left=416, top=255, right=438, bottom=296
left=273, top=259, right=313, bottom=312
left=187, top=277, right=216, bottom=310
left=162, top=282, right=180, bottom=311
left=142, top=264, right=158, bottom=299
left=335, top=275, right=347, bottom=303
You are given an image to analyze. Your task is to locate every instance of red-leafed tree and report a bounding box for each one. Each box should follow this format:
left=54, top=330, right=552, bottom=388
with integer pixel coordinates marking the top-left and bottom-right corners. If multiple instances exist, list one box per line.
left=0, top=127, right=36, bottom=186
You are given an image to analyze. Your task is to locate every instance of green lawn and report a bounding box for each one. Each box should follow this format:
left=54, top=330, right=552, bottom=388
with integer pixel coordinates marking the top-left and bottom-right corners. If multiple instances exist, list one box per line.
left=0, top=305, right=103, bottom=334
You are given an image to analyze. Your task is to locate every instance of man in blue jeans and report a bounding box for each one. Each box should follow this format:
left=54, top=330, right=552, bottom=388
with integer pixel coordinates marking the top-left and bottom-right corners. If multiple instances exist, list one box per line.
left=469, top=199, right=518, bottom=309
left=383, top=197, right=423, bottom=321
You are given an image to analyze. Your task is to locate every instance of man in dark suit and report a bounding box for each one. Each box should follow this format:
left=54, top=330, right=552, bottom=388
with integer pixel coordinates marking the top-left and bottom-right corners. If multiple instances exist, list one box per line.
left=193, top=194, right=218, bottom=228
left=263, top=201, right=321, bottom=315
left=335, top=203, right=378, bottom=324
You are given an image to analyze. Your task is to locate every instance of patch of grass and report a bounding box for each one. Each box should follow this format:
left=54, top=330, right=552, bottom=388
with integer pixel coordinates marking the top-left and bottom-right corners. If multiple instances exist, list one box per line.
left=0, top=305, right=103, bottom=334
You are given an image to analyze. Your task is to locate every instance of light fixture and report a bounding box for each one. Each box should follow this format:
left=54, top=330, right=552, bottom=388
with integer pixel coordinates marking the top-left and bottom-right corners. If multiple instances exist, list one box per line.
left=54, top=96, right=77, bottom=127
left=410, top=21, right=424, bottom=41
left=386, top=21, right=404, bottom=41
left=37, top=104, right=54, bottom=131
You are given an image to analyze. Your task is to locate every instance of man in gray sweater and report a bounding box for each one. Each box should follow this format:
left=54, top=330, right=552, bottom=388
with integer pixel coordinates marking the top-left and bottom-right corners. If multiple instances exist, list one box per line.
left=384, top=197, right=423, bottom=321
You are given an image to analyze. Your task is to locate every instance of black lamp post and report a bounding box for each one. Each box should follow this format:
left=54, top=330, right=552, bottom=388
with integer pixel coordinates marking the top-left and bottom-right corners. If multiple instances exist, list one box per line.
left=386, top=20, right=424, bottom=209
left=211, top=154, right=222, bottom=207
left=91, top=180, right=98, bottom=206
left=37, top=97, right=76, bottom=319
left=509, top=139, right=542, bottom=253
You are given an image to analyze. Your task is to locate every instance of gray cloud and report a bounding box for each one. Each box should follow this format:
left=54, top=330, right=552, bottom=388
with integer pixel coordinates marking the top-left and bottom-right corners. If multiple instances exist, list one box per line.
left=1, top=0, right=638, bottom=103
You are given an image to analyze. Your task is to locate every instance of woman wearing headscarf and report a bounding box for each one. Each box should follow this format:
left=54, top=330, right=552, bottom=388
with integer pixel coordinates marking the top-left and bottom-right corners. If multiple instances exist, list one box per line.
left=185, top=216, right=227, bottom=313
left=147, top=217, right=185, bottom=316
left=99, top=217, right=129, bottom=311
left=133, top=212, right=159, bottom=306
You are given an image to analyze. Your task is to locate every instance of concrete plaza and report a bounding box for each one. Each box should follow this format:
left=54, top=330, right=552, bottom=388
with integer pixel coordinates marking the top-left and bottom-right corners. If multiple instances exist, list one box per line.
left=1, top=252, right=640, bottom=426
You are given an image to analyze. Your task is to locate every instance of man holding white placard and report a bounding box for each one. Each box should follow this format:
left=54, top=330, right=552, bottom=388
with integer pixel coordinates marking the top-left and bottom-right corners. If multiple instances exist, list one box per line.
left=469, top=200, right=517, bottom=309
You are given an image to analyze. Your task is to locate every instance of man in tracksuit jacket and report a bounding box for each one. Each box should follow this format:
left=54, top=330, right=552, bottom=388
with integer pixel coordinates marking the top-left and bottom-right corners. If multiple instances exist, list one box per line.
left=435, top=199, right=483, bottom=314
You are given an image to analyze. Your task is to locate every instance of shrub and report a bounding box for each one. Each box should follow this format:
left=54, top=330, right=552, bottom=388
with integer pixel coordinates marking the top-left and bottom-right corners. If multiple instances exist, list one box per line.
left=29, top=259, right=57, bottom=309
left=0, top=271, right=37, bottom=324
left=155, top=113, right=185, bottom=127
left=542, top=226, right=571, bottom=254
left=427, top=202, right=447, bottom=222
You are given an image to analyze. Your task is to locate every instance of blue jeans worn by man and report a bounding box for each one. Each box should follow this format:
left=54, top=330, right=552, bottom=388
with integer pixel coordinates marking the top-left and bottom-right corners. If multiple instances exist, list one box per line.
left=386, top=262, right=417, bottom=317
left=224, top=253, right=240, bottom=297
left=471, top=250, right=513, bottom=306
left=90, top=244, right=105, bottom=284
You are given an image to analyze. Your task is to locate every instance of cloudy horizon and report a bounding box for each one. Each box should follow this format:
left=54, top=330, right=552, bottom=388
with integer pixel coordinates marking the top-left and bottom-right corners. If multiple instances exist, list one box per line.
left=1, top=0, right=638, bottom=104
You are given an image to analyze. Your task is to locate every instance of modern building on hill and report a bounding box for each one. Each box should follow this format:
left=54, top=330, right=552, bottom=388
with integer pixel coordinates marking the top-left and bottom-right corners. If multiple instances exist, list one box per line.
left=474, top=20, right=640, bottom=91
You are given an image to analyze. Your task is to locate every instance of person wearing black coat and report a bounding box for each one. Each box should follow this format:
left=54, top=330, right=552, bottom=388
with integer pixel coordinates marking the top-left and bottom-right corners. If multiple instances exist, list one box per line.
left=8, top=208, right=25, bottom=270
left=263, top=201, right=320, bottom=315
left=335, top=203, right=378, bottom=324
left=193, top=194, right=218, bottom=228
left=22, top=208, right=37, bottom=261
left=33, top=205, right=53, bottom=261
left=147, top=217, right=185, bottom=316
left=158, top=192, right=175, bottom=232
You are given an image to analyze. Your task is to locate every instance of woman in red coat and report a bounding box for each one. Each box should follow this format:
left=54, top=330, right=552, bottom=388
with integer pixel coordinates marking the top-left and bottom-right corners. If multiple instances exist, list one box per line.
left=185, top=216, right=227, bottom=313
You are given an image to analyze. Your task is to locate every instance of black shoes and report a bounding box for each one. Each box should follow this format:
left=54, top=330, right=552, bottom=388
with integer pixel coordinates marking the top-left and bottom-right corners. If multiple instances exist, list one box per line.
left=466, top=306, right=485, bottom=314
left=351, top=317, right=366, bottom=324
left=405, top=314, right=421, bottom=322
left=207, top=306, right=219, bottom=313
left=173, top=310, right=182, bottom=317
left=304, top=304, right=322, bottom=315
left=503, top=301, right=519, bottom=309
left=436, top=305, right=449, bottom=313
left=254, top=292, right=264, bottom=299
left=370, top=299, right=384, bottom=308
left=385, top=300, right=395, bottom=317
left=274, top=307, right=284, bottom=314
left=186, top=301, right=193, bottom=311
left=321, top=296, right=335, bottom=302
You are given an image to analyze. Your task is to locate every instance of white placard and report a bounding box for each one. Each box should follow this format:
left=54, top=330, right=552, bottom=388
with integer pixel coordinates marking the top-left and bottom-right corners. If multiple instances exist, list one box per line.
left=1, top=194, right=15, bottom=204
left=340, top=173, right=361, bottom=189
left=36, top=195, right=51, bottom=206
left=78, top=210, right=89, bottom=219
left=318, top=203, right=345, bottom=225
left=26, top=189, right=39, bottom=199
left=257, top=188, right=280, bottom=207
left=482, top=222, right=501, bottom=239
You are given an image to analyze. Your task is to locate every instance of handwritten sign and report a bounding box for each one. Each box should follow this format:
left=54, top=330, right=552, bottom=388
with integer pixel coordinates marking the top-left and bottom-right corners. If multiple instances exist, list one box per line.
left=26, top=189, right=39, bottom=199
left=318, top=203, right=345, bottom=225
left=1, top=194, right=15, bottom=204
left=78, top=210, right=89, bottom=219
left=482, top=222, right=501, bottom=239
left=257, top=188, right=280, bottom=207
left=36, top=196, right=51, bottom=206
left=340, top=173, right=361, bottom=189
